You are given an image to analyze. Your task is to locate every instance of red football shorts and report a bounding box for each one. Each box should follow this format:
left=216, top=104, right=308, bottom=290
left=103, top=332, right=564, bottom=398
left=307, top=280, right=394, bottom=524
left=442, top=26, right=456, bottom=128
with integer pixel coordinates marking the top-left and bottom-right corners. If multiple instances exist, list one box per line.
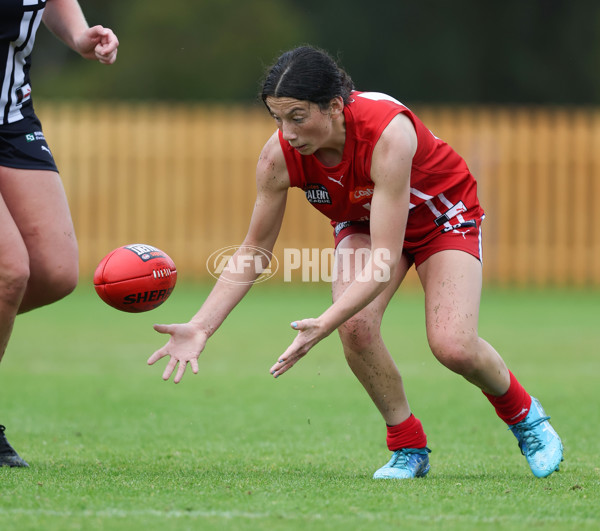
left=333, top=214, right=484, bottom=268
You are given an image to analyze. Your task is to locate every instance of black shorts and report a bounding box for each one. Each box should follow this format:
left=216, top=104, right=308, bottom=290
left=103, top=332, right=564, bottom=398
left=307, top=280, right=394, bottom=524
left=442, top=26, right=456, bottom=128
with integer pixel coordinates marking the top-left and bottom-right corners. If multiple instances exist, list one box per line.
left=0, top=113, right=58, bottom=172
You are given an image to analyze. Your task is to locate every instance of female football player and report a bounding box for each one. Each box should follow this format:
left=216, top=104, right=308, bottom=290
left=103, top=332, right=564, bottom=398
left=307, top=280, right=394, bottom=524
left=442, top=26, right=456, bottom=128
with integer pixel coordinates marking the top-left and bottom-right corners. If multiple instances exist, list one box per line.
left=0, top=0, right=119, bottom=467
left=149, top=45, right=563, bottom=479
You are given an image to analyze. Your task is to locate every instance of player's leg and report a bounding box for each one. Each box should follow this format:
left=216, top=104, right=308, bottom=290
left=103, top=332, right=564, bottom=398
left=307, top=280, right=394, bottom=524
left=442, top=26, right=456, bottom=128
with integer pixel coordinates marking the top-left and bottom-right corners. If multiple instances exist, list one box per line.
left=0, top=167, right=78, bottom=468
left=332, top=233, right=430, bottom=479
left=333, top=232, right=410, bottom=424
left=0, top=169, right=38, bottom=467
left=0, top=178, right=30, bottom=363
left=0, top=118, right=78, bottom=468
left=0, top=167, right=79, bottom=315
left=416, top=249, right=509, bottom=394
left=417, top=249, right=562, bottom=477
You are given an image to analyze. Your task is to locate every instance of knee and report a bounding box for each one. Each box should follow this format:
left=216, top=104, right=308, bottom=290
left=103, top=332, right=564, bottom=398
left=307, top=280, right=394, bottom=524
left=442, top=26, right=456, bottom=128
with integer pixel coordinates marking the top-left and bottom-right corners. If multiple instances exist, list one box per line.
left=38, top=262, right=79, bottom=304
left=20, top=259, right=78, bottom=312
left=338, top=315, right=381, bottom=356
left=0, top=258, right=30, bottom=307
left=427, top=328, right=481, bottom=376
left=42, top=240, right=80, bottom=303
left=48, top=264, right=79, bottom=301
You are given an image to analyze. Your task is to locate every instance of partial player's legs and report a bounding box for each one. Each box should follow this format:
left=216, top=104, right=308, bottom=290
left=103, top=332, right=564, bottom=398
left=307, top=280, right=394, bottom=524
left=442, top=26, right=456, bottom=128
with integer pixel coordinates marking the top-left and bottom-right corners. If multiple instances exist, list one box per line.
left=333, top=233, right=410, bottom=426
left=0, top=167, right=79, bottom=318
left=417, top=249, right=509, bottom=394
left=0, top=187, right=30, bottom=361
left=417, top=250, right=562, bottom=477
left=0, top=166, right=79, bottom=467
left=332, top=233, right=430, bottom=479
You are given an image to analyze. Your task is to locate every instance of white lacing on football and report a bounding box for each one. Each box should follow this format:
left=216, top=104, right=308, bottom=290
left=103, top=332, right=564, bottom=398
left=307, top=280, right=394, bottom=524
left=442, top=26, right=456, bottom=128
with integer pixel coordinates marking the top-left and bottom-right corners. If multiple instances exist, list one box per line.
left=153, top=268, right=173, bottom=278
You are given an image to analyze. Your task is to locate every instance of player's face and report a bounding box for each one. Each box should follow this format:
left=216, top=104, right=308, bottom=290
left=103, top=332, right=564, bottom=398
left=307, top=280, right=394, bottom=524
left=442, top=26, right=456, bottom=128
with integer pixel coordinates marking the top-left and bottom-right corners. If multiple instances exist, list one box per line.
left=266, top=97, right=341, bottom=156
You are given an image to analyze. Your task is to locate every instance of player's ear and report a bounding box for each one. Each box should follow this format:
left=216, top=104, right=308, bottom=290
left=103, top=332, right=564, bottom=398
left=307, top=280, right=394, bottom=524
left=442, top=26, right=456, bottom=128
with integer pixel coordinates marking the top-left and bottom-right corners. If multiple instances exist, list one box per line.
left=329, top=96, right=344, bottom=118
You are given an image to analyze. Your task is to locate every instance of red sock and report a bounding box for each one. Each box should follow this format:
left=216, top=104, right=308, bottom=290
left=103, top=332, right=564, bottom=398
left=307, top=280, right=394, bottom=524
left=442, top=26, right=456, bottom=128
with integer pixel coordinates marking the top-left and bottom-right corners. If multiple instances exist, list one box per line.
left=386, top=414, right=428, bottom=451
left=482, top=371, right=532, bottom=424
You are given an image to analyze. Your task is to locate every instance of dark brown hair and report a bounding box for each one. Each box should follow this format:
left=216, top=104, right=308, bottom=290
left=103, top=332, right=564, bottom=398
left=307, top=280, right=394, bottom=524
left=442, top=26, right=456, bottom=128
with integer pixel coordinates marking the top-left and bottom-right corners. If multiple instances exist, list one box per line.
left=261, top=46, right=355, bottom=110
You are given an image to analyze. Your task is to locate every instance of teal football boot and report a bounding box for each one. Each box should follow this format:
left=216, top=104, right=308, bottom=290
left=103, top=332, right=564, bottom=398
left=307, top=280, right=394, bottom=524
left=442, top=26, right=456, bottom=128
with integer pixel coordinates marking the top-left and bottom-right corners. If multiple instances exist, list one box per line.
left=509, top=397, right=563, bottom=478
left=373, top=447, right=431, bottom=479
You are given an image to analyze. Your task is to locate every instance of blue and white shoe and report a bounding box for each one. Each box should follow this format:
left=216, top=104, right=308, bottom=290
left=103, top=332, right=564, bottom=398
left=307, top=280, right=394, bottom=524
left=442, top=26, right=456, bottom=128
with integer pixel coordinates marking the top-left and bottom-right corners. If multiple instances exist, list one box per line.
left=509, top=396, right=563, bottom=478
left=373, top=447, right=431, bottom=479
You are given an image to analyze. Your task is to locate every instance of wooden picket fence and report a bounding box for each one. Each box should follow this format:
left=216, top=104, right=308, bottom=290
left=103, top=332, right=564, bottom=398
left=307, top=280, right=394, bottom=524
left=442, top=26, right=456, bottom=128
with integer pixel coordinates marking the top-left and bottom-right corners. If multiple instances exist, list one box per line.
left=37, top=101, right=600, bottom=287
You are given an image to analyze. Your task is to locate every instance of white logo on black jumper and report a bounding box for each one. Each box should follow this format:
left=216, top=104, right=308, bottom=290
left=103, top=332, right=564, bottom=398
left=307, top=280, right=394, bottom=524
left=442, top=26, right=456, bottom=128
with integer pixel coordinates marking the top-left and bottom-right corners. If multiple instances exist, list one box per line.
left=305, top=183, right=331, bottom=204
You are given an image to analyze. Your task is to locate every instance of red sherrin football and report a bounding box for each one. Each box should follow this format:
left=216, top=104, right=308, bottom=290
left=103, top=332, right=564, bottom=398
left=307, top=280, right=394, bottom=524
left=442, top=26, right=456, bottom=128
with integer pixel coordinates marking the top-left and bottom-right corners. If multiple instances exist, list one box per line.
left=94, top=243, right=177, bottom=312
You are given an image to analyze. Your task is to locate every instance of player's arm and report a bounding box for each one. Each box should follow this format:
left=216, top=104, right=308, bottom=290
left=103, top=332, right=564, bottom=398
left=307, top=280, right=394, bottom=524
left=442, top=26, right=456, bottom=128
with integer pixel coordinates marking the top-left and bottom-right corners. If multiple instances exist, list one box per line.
left=43, top=0, right=119, bottom=64
left=271, top=113, right=416, bottom=377
left=186, top=132, right=288, bottom=332
left=149, top=132, right=290, bottom=383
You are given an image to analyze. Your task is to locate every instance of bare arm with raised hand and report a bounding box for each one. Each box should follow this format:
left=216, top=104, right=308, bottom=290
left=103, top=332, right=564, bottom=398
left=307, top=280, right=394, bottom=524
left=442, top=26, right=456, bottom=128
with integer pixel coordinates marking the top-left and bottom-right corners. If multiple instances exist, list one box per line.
left=269, top=113, right=417, bottom=378
left=43, top=0, right=119, bottom=64
left=148, top=132, right=290, bottom=383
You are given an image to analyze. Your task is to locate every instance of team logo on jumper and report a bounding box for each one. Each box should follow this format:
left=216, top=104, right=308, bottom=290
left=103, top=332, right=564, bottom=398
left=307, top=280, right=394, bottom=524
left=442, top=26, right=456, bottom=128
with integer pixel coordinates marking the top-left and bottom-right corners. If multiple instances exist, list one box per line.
left=305, top=183, right=332, bottom=204
left=25, top=131, right=46, bottom=143
left=327, top=174, right=344, bottom=187
left=16, top=84, right=32, bottom=106
left=350, top=186, right=374, bottom=203
left=434, top=201, right=467, bottom=226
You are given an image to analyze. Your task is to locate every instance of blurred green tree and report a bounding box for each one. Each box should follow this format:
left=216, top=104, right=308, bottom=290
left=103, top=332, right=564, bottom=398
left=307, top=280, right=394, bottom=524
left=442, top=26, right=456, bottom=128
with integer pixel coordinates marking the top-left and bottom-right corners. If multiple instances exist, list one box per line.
left=33, top=0, right=315, bottom=102
left=296, top=0, right=600, bottom=105
left=31, top=0, right=600, bottom=104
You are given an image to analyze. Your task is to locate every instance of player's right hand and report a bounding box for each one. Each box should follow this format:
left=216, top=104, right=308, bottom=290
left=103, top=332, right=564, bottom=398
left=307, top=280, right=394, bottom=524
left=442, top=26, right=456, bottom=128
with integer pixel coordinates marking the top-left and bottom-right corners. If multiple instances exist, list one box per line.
left=148, top=323, right=208, bottom=383
left=75, top=25, right=119, bottom=64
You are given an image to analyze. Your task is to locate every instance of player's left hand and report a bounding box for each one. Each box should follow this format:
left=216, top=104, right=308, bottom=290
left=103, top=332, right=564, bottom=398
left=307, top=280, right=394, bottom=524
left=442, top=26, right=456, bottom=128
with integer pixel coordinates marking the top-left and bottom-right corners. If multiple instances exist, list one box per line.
left=75, top=25, right=119, bottom=64
left=270, top=318, right=327, bottom=378
left=148, top=323, right=208, bottom=383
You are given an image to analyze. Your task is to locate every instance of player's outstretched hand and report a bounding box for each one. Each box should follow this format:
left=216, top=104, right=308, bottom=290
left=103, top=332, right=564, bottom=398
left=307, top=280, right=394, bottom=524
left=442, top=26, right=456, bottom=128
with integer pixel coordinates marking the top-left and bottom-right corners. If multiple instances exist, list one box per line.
left=270, top=318, right=327, bottom=378
left=148, top=323, right=208, bottom=383
left=75, top=25, right=119, bottom=64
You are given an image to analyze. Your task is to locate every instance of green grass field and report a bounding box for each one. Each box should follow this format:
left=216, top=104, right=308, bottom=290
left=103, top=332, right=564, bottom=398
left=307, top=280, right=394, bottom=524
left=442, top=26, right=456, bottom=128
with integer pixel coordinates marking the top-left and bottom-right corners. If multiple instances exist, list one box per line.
left=0, top=281, right=598, bottom=530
